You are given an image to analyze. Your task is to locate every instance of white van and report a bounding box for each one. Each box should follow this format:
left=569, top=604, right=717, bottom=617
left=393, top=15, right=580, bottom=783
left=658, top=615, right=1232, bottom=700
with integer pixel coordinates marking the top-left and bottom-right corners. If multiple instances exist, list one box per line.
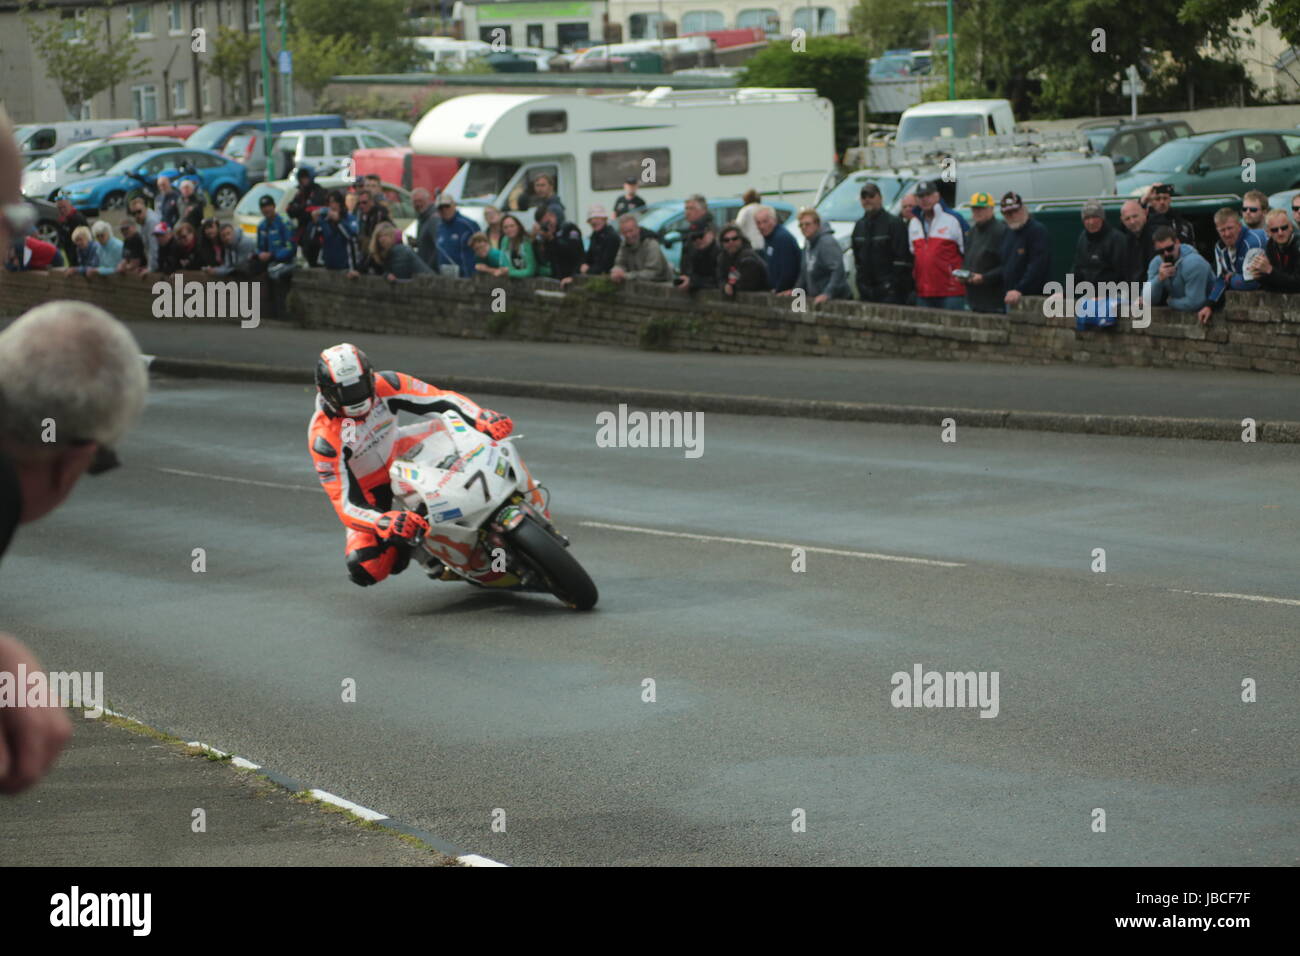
left=21, top=135, right=185, bottom=200
left=414, top=36, right=493, bottom=71
left=14, top=119, right=140, bottom=164
left=896, top=99, right=1017, bottom=143
left=267, top=127, right=401, bottom=180
left=410, top=87, right=836, bottom=236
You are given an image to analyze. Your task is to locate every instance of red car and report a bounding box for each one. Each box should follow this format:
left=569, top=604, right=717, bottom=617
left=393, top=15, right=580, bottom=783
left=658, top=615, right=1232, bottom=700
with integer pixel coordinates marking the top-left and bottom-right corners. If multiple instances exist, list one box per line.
left=110, top=125, right=200, bottom=141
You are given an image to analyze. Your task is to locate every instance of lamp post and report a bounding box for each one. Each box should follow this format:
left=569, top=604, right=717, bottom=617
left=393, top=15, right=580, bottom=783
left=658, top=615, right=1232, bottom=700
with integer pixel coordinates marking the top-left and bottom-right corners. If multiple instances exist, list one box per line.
left=258, top=0, right=275, bottom=180
left=946, top=0, right=955, bottom=99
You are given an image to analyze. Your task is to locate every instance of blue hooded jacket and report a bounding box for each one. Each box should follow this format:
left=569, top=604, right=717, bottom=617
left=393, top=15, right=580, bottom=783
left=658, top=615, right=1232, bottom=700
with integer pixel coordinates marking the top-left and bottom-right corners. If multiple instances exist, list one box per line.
left=257, top=213, right=297, bottom=263
left=436, top=211, right=478, bottom=277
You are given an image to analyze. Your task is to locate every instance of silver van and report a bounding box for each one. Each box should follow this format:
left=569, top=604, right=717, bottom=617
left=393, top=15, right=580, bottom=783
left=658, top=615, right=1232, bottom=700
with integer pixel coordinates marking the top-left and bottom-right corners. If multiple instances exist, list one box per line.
left=14, top=119, right=140, bottom=164
left=229, top=127, right=399, bottom=183
left=21, top=135, right=185, bottom=200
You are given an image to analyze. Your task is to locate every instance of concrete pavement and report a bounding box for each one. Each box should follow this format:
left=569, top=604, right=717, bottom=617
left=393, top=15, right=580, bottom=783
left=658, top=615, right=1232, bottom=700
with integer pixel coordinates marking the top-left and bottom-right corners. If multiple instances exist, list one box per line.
left=100, top=319, right=1300, bottom=442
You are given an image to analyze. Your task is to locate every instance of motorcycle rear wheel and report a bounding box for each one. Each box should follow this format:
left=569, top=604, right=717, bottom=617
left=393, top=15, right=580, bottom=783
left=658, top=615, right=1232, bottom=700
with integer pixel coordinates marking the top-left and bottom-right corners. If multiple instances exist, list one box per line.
left=507, top=517, right=598, bottom=611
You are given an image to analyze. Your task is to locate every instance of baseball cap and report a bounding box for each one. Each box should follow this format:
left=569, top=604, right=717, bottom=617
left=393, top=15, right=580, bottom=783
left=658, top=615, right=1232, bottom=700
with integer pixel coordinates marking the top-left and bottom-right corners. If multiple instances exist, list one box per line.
left=915, top=180, right=938, bottom=196
left=1081, top=200, right=1105, bottom=219
left=258, top=195, right=276, bottom=208
left=152, top=222, right=171, bottom=235
left=1151, top=183, right=1176, bottom=196
left=624, top=176, right=638, bottom=185
left=435, top=193, right=454, bottom=207
left=1000, top=191, right=1024, bottom=213
left=586, top=203, right=610, bottom=221
left=969, top=192, right=995, bottom=208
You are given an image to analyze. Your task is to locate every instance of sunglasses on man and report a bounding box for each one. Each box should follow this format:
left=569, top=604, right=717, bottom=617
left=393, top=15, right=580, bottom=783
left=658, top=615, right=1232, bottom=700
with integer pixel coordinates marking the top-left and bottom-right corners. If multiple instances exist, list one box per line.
left=71, top=439, right=120, bottom=475
left=1242, top=205, right=1261, bottom=213
left=1269, top=224, right=1292, bottom=234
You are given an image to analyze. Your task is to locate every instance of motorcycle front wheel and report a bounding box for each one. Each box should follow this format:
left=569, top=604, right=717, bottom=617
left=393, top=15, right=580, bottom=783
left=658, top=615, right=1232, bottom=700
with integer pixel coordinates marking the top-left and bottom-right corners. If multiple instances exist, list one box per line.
left=507, top=516, right=598, bottom=611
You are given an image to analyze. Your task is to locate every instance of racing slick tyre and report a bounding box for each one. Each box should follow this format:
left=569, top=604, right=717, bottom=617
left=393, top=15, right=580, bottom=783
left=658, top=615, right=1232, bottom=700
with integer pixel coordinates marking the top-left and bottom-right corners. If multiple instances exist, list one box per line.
left=507, top=516, right=598, bottom=611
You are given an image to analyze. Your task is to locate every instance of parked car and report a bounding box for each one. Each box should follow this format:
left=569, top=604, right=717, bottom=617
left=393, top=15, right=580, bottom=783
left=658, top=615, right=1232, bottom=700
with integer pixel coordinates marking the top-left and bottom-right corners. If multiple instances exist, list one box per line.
left=21, top=135, right=184, bottom=200
left=1116, top=129, right=1300, bottom=197
left=13, top=119, right=139, bottom=164
left=110, top=124, right=200, bottom=141
left=633, top=197, right=797, bottom=270
left=353, top=118, right=414, bottom=145
left=267, top=128, right=402, bottom=181
left=1078, top=118, right=1194, bottom=174
left=59, top=147, right=249, bottom=215
left=186, top=115, right=348, bottom=183
left=21, top=196, right=63, bottom=247
left=1267, top=186, right=1300, bottom=214
left=235, top=176, right=416, bottom=253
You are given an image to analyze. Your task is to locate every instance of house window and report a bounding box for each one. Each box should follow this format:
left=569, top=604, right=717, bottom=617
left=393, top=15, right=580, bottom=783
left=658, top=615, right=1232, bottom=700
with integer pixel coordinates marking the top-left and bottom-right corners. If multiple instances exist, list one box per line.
left=682, top=11, right=725, bottom=33
left=169, top=1, right=184, bottom=32
left=591, top=148, right=671, bottom=190
left=717, top=139, right=748, bottom=175
left=132, top=84, right=159, bottom=122
left=194, top=4, right=204, bottom=28
left=172, top=79, right=189, bottom=113
left=628, top=13, right=664, bottom=40
left=129, top=3, right=152, bottom=36
left=250, top=2, right=261, bottom=29
left=221, top=1, right=233, bottom=27
left=252, top=71, right=265, bottom=105
left=201, top=80, right=211, bottom=112
left=792, top=7, right=835, bottom=35
left=60, top=9, right=87, bottom=42
left=737, top=8, right=780, bottom=35
left=556, top=22, right=589, bottom=49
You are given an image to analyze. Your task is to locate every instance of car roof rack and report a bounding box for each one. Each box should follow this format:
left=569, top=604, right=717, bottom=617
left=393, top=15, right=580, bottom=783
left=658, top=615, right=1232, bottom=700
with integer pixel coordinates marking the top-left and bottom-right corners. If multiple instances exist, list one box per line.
left=845, top=130, right=1095, bottom=171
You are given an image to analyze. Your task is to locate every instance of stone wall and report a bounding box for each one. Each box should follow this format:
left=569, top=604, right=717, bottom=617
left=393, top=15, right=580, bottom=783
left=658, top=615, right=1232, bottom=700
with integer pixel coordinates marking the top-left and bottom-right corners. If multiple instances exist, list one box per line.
left=2, top=270, right=1298, bottom=374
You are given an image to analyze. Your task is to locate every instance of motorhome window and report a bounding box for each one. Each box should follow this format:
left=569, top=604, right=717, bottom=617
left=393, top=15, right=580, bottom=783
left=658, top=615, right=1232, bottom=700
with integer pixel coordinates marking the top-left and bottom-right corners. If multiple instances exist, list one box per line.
left=528, top=111, right=567, bottom=134
left=556, top=22, right=589, bottom=48
left=897, top=115, right=984, bottom=140
left=717, top=139, right=749, bottom=175
left=591, top=149, right=671, bottom=190
left=508, top=165, right=559, bottom=211
left=461, top=161, right=521, bottom=201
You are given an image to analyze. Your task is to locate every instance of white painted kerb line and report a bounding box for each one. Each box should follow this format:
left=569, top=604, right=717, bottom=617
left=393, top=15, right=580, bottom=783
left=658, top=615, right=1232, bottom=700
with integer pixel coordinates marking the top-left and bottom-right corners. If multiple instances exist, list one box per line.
left=579, top=520, right=966, bottom=567
left=156, top=467, right=315, bottom=492
left=1169, top=589, right=1300, bottom=607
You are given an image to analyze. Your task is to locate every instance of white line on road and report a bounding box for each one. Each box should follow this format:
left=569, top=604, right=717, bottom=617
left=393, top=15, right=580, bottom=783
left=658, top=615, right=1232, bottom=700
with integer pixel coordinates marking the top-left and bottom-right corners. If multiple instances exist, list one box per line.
left=156, top=467, right=315, bottom=492
left=1169, top=589, right=1300, bottom=607
left=308, top=789, right=389, bottom=822
left=578, top=520, right=966, bottom=567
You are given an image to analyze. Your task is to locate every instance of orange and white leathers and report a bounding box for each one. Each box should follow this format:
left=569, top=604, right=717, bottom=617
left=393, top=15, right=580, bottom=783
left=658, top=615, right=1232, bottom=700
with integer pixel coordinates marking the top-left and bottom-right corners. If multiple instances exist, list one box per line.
left=308, top=370, right=545, bottom=585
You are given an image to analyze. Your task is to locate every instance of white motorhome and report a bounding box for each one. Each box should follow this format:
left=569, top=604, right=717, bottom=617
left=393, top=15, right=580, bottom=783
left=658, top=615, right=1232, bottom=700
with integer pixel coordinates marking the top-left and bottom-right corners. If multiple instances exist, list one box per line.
left=414, top=36, right=494, bottom=70
left=896, top=99, right=1017, bottom=143
left=409, top=88, right=835, bottom=235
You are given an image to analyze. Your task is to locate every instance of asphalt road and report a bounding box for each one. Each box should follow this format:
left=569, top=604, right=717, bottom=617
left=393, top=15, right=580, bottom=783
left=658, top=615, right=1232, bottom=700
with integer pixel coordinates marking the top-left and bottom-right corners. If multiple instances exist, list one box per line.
left=2, top=379, right=1296, bottom=865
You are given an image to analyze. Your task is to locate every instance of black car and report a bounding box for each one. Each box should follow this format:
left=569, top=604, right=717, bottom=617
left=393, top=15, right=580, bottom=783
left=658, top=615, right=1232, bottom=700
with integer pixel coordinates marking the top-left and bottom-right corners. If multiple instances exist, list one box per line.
left=25, top=197, right=62, bottom=248
left=1079, top=118, right=1194, bottom=174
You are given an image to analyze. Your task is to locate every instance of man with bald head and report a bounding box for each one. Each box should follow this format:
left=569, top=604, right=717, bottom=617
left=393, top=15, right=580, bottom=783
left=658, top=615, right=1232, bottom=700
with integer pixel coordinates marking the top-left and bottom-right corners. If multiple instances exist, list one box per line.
left=1120, top=199, right=1157, bottom=283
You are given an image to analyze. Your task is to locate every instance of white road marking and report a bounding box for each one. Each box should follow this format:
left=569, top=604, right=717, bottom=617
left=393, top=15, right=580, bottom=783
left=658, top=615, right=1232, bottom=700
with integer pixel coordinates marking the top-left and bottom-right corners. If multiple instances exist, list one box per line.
left=578, top=520, right=966, bottom=567
left=157, top=467, right=315, bottom=492
left=1169, top=589, right=1300, bottom=607
left=459, top=854, right=509, bottom=867
left=307, top=789, right=389, bottom=822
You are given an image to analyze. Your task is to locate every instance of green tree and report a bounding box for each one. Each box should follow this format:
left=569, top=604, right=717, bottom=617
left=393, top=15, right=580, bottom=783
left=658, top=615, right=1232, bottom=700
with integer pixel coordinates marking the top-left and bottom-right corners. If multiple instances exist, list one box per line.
left=210, top=25, right=260, bottom=114
left=849, top=0, right=943, bottom=57
left=20, top=1, right=145, bottom=119
left=289, top=32, right=378, bottom=99
left=738, top=36, right=872, bottom=152
left=290, top=0, right=419, bottom=72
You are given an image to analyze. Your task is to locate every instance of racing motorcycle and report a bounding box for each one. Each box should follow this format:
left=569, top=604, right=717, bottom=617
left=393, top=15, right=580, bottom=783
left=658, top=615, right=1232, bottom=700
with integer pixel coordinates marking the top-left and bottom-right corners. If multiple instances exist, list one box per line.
left=390, top=410, right=598, bottom=611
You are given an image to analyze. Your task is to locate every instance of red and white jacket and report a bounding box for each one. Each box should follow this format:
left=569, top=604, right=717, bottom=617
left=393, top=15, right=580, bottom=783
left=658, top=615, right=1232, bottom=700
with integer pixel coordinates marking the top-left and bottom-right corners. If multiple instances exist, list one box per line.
left=908, top=207, right=966, bottom=298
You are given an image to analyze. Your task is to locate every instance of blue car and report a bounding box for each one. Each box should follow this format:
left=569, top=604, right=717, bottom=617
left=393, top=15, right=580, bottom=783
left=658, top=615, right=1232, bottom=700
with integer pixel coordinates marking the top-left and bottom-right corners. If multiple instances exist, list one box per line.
left=60, top=147, right=249, bottom=215
left=632, top=197, right=797, bottom=270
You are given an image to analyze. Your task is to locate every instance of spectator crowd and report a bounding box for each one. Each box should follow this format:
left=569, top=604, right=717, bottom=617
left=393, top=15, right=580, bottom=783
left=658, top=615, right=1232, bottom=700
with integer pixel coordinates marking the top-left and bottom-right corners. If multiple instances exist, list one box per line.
left=10, top=162, right=1298, bottom=325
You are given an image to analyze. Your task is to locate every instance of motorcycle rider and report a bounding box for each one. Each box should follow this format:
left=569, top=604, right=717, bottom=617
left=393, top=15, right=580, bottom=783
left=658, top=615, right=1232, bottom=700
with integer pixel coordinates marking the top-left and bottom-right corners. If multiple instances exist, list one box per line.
left=309, top=343, right=536, bottom=587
